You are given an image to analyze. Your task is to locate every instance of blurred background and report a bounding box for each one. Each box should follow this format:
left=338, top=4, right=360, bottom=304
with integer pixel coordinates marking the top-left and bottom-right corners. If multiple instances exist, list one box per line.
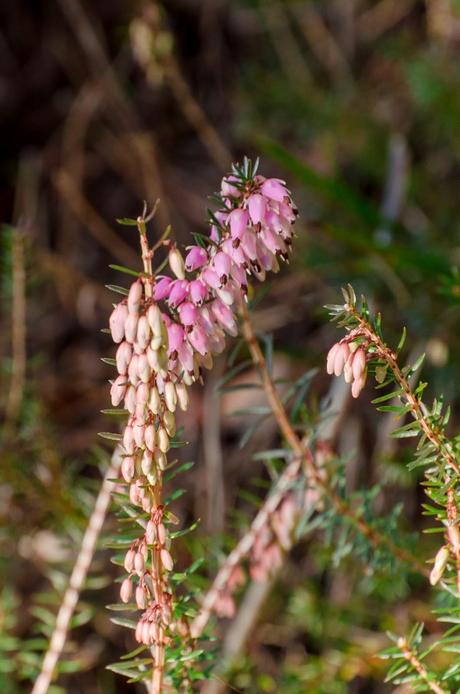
left=2, top=0, right=460, bottom=692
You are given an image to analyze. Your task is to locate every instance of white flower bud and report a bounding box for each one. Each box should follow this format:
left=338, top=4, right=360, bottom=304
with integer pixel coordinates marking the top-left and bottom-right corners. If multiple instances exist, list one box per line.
left=168, top=246, right=185, bottom=280
left=127, top=279, right=143, bottom=314
left=123, top=425, right=135, bottom=455
left=121, top=456, right=135, bottom=483
left=136, top=315, right=151, bottom=350
left=158, top=427, right=170, bottom=453
left=175, top=382, right=189, bottom=411
left=145, top=424, right=157, bottom=452
left=124, top=385, right=137, bottom=414
left=137, top=353, right=151, bottom=383
left=120, top=578, right=133, bottom=603
left=116, top=341, right=132, bottom=375
left=160, top=548, right=174, bottom=571
left=163, top=410, right=176, bottom=437
left=110, top=375, right=127, bottom=407
left=430, top=545, right=450, bottom=585
left=124, top=313, right=139, bottom=344
left=148, top=387, right=161, bottom=414
left=133, top=422, right=145, bottom=447
left=154, top=450, right=167, bottom=470
left=141, top=449, right=153, bottom=475
left=109, top=303, right=128, bottom=343
left=164, top=381, right=177, bottom=412
left=147, top=304, right=162, bottom=335
left=448, top=524, right=460, bottom=553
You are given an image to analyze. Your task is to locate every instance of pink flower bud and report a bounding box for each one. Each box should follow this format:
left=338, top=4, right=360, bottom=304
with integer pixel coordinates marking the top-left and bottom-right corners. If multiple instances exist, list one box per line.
left=178, top=301, right=198, bottom=326
left=352, top=347, right=366, bottom=380
left=136, top=382, right=149, bottom=406
left=222, top=237, right=246, bottom=266
left=109, top=303, right=128, bottom=343
left=168, top=279, right=189, bottom=307
left=128, top=353, right=140, bottom=386
left=146, top=519, right=156, bottom=544
left=228, top=208, right=249, bottom=239
left=177, top=343, right=194, bottom=373
left=129, top=481, right=141, bottom=505
left=188, top=325, right=209, bottom=356
left=134, top=551, right=145, bottom=575
left=145, top=424, right=157, bottom=452
left=202, top=268, right=221, bottom=290
left=185, top=246, right=208, bottom=271
left=261, top=178, right=288, bottom=202
left=260, top=227, right=284, bottom=255
left=133, top=421, right=145, bottom=447
left=124, top=384, right=137, bottom=414
left=120, top=578, right=133, bottom=603
left=141, top=449, right=153, bottom=475
left=211, top=300, right=237, bottom=336
left=135, top=585, right=146, bottom=609
left=127, top=279, right=143, bottom=313
left=213, top=251, right=231, bottom=282
left=123, top=424, right=135, bottom=454
left=448, top=524, right=460, bottom=553
left=221, top=175, right=240, bottom=197
left=189, top=279, right=208, bottom=306
left=149, top=621, right=159, bottom=644
left=121, top=455, right=135, bottom=482
left=157, top=523, right=166, bottom=545
left=167, top=323, right=185, bottom=353
left=110, top=375, right=127, bottom=407
left=137, top=353, right=151, bottom=383
left=240, top=230, right=258, bottom=261
left=351, top=373, right=366, bottom=399
left=124, top=548, right=135, bottom=572
left=343, top=356, right=353, bottom=384
left=124, top=313, right=138, bottom=344
left=160, top=548, right=173, bottom=571
left=116, top=341, right=132, bottom=376
left=153, top=276, right=173, bottom=301
left=333, top=343, right=350, bottom=377
left=248, top=193, right=267, bottom=223
left=230, top=262, right=248, bottom=289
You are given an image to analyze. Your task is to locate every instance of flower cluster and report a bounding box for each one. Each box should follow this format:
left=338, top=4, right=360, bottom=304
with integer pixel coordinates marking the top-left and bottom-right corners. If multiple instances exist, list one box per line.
left=326, top=335, right=368, bottom=398
left=107, top=161, right=298, bottom=648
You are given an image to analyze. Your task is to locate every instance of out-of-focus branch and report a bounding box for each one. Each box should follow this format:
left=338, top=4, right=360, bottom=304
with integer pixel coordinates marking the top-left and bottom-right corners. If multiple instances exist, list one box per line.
left=203, top=357, right=226, bottom=533
left=31, top=448, right=122, bottom=694
left=191, top=307, right=426, bottom=642
left=357, top=0, right=416, bottom=43
left=190, top=455, right=303, bottom=639
left=202, top=578, right=275, bottom=694
left=5, top=228, right=26, bottom=428
left=129, top=5, right=231, bottom=170
left=53, top=169, right=139, bottom=268
left=239, top=303, right=427, bottom=576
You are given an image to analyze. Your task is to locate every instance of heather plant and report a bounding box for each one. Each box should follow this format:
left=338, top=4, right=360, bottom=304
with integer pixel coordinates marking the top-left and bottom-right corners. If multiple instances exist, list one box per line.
left=22, top=157, right=460, bottom=694
left=103, top=158, right=298, bottom=690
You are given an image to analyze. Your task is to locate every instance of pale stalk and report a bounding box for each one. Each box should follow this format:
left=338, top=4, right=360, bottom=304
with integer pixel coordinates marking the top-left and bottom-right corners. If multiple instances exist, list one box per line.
left=31, top=448, right=122, bottom=694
